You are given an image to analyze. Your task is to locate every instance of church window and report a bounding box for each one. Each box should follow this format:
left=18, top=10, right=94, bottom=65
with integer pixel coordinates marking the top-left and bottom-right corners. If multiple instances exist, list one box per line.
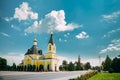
left=49, top=45, right=51, bottom=51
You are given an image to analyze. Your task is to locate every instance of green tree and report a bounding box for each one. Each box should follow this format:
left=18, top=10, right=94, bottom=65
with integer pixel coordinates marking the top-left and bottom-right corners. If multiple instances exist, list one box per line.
left=12, top=63, right=16, bottom=71
left=59, top=66, right=63, bottom=71
left=24, top=65, right=26, bottom=71
left=76, top=62, right=82, bottom=70
left=39, top=65, right=44, bottom=71
left=0, top=57, right=7, bottom=71
left=103, top=55, right=112, bottom=71
left=62, top=60, right=68, bottom=71
left=68, top=62, right=75, bottom=71
left=32, top=65, right=36, bottom=71
left=84, top=62, right=91, bottom=70
left=62, top=60, right=68, bottom=65
left=111, top=57, right=120, bottom=72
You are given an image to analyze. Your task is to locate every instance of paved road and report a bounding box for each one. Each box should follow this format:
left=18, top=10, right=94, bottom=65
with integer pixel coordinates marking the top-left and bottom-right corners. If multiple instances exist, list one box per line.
left=0, top=71, right=88, bottom=80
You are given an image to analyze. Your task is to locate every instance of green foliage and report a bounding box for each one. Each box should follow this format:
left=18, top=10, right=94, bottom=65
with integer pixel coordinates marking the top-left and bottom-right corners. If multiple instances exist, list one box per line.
left=76, top=62, right=82, bottom=70
left=84, top=62, right=91, bottom=70
left=62, top=60, right=68, bottom=65
left=68, top=62, right=75, bottom=71
left=88, top=73, right=120, bottom=80
left=70, top=70, right=98, bottom=80
left=12, top=63, right=16, bottom=71
left=103, top=55, right=112, bottom=71
left=108, top=68, right=114, bottom=73
left=0, top=57, right=7, bottom=71
left=39, top=65, right=44, bottom=71
left=32, top=65, right=36, bottom=71
left=102, top=55, right=120, bottom=73
left=59, top=60, right=68, bottom=71
left=111, top=57, right=120, bottom=73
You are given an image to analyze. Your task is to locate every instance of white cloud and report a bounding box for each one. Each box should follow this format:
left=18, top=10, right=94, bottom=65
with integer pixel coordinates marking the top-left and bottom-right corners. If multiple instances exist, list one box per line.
left=13, top=2, right=38, bottom=21
left=58, top=38, right=68, bottom=42
left=58, top=55, right=104, bottom=67
left=100, top=39, right=120, bottom=54
left=76, top=31, right=89, bottom=39
left=64, top=32, right=70, bottom=38
left=11, top=24, right=21, bottom=31
left=64, top=39, right=67, bottom=42
left=102, top=11, right=120, bottom=23
left=0, top=32, right=10, bottom=37
left=59, top=38, right=62, bottom=42
left=1, top=52, right=24, bottom=66
left=25, top=10, right=80, bottom=34
left=58, top=56, right=76, bottom=66
left=103, top=28, right=120, bottom=38
left=4, top=17, right=13, bottom=22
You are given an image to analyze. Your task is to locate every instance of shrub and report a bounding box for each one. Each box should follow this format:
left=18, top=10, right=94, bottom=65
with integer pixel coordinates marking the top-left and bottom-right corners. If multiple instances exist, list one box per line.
left=70, top=70, right=98, bottom=80
left=108, top=68, right=114, bottom=73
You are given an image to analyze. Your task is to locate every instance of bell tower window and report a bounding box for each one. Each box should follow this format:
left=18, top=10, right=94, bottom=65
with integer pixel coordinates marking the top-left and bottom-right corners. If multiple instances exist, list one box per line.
left=49, top=45, right=51, bottom=51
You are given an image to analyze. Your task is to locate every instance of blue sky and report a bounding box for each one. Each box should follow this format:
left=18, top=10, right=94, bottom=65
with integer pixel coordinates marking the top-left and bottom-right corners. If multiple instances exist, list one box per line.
left=0, top=0, right=120, bottom=66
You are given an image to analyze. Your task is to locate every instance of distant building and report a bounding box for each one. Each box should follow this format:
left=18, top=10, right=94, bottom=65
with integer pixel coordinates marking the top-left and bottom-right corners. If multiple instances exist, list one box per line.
left=22, top=32, right=58, bottom=71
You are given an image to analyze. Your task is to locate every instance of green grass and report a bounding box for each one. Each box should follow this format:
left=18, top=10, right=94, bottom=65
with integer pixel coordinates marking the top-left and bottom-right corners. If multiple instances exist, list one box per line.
left=88, top=72, right=120, bottom=80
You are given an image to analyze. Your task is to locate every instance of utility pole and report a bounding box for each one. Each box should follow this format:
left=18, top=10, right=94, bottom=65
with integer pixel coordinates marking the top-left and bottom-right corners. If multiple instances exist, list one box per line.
left=99, top=54, right=101, bottom=72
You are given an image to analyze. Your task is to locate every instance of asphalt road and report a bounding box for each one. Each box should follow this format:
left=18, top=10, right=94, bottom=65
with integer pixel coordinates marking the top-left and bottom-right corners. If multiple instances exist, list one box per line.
left=0, top=71, right=88, bottom=80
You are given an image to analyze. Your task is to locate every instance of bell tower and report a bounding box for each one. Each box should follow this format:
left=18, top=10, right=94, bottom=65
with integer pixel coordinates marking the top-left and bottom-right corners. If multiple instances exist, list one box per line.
left=48, top=32, right=56, bottom=53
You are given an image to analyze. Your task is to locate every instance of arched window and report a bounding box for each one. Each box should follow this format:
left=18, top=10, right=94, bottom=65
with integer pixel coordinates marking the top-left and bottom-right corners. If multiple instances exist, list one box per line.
left=49, top=45, right=51, bottom=51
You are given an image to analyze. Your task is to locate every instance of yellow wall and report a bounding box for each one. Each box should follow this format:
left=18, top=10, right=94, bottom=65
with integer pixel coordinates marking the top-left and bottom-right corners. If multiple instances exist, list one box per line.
left=48, top=43, right=56, bottom=53
left=45, top=53, right=58, bottom=59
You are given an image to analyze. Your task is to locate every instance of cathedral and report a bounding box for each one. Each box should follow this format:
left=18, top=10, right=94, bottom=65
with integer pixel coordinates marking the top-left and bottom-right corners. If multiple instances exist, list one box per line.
left=22, top=32, right=58, bottom=71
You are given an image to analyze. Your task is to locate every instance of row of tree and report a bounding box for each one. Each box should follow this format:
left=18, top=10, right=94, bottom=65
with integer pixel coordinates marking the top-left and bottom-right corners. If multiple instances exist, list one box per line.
left=102, top=55, right=120, bottom=73
left=59, top=60, right=91, bottom=71
left=0, top=57, right=45, bottom=71
left=7, top=64, right=44, bottom=72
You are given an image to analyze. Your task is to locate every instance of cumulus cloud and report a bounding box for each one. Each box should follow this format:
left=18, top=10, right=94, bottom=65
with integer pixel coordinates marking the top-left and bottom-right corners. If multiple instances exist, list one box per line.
left=13, top=2, right=38, bottom=21
left=1, top=52, right=24, bottom=65
left=25, top=10, right=80, bottom=34
left=100, top=39, right=120, bottom=54
left=76, top=31, right=89, bottom=39
left=103, top=28, right=120, bottom=38
left=0, top=32, right=10, bottom=37
left=102, top=11, right=120, bottom=23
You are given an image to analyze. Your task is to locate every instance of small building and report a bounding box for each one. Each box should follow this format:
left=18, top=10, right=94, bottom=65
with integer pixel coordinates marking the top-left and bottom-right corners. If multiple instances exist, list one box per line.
left=23, top=32, right=58, bottom=71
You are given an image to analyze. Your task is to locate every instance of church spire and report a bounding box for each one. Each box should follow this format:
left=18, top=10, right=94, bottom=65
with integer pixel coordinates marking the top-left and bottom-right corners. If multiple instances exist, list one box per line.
left=48, top=32, right=54, bottom=45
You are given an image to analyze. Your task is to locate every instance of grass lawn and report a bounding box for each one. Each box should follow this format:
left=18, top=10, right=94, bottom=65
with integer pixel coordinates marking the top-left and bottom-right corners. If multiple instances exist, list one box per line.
left=88, top=72, right=120, bottom=80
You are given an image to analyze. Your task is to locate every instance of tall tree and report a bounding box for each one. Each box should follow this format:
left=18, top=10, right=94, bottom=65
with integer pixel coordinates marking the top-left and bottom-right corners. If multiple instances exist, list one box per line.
left=111, top=57, right=120, bottom=72
left=62, top=60, right=68, bottom=71
left=0, top=57, right=7, bottom=71
left=12, top=63, right=16, bottom=71
left=62, top=60, right=68, bottom=65
left=68, top=62, right=75, bottom=71
left=84, top=62, right=91, bottom=70
left=76, top=62, right=82, bottom=70
left=103, top=55, right=112, bottom=71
